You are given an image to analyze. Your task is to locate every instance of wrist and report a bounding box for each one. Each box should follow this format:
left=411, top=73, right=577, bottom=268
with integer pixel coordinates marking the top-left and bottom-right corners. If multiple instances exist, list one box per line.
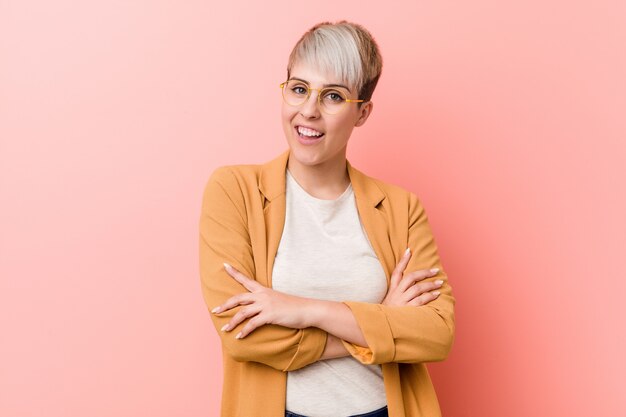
left=320, top=333, right=350, bottom=360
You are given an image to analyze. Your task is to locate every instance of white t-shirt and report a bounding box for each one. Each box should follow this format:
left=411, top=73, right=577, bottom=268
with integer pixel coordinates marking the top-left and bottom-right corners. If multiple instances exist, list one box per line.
left=271, top=168, right=388, bottom=417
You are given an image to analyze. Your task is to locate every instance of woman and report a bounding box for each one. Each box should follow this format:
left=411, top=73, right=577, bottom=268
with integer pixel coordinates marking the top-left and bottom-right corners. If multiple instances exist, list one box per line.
left=199, top=20, right=455, bottom=417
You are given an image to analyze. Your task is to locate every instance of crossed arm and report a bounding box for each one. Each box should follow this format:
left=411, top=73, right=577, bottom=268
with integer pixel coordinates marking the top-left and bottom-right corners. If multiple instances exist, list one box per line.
left=212, top=252, right=443, bottom=359
left=199, top=167, right=455, bottom=371
left=212, top=265, right=366, bottom=358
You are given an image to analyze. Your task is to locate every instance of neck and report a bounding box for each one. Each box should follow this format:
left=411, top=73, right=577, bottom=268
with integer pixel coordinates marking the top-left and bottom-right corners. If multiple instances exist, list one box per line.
left=286, top=149, right=351, bottom=200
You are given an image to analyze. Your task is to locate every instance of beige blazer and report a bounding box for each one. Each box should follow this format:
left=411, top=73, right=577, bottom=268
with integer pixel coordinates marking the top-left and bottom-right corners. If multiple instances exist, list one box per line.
left=199, top=149, right=455, bottom=416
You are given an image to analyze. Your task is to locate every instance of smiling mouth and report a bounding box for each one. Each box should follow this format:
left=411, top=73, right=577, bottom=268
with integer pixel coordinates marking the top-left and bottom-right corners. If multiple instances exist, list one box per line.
left=295, top=125, right=325, bottom=139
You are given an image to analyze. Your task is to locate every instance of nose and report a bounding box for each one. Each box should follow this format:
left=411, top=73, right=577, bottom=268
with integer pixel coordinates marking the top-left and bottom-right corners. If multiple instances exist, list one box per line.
left=299, top=90, right=321, bottom=119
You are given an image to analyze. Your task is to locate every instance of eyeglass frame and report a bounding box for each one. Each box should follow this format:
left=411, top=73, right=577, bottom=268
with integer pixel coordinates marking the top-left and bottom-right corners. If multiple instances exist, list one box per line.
left=279, top=79, right=366, bottom=114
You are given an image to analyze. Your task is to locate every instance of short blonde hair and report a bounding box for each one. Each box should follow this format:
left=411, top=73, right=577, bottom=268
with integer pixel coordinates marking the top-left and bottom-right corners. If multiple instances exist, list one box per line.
left=286, top=20, right=383, bottom=105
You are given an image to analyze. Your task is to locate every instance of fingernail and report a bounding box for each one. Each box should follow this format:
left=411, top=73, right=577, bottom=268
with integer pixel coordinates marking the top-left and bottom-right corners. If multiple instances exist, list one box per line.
left=404, top=248, right=411, bottom=257
left=223, top=262, right=231, bottom=270
left=235, top=332, right=243, bottom=339
left=433, top=291, right=441, bottom=296
left=220, top=324, right=229, bottom=332
left=211, top=306, right=221, bottom=313
left=435, top=280, right=444, bottom=285
left=430, top=268, right=440, bottom=274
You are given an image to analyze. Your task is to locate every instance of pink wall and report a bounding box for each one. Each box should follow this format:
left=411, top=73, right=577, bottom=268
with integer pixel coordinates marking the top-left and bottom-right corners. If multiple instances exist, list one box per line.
left=1, top=1, right=624, bottom=416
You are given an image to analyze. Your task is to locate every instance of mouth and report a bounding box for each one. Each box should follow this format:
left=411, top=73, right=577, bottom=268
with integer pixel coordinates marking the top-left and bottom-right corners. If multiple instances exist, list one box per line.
left=295, top=125, right=325, bottom=139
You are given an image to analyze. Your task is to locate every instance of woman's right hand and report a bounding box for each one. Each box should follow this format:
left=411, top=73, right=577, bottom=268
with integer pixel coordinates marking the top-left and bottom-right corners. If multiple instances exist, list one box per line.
left=381, top=248, right=443, bottom=307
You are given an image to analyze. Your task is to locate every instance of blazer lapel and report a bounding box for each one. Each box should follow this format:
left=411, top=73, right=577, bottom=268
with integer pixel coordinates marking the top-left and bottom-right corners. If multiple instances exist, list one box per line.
left=258, top=149, right=395, bottom=288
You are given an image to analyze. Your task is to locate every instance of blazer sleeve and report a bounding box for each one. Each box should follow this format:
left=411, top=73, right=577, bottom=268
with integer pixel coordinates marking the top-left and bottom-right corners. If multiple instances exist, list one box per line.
left=340, top=192, right=456, bottom=365
left=199, top=166, right=328, bottom=372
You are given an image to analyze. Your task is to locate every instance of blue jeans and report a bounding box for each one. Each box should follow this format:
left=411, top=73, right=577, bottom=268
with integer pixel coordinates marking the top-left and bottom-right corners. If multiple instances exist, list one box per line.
left=285, top=405, right=388, bottom=417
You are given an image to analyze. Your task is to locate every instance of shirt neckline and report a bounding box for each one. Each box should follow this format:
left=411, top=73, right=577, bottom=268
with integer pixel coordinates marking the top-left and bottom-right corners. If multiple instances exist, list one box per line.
left=286, top=169, right=353, bottom=203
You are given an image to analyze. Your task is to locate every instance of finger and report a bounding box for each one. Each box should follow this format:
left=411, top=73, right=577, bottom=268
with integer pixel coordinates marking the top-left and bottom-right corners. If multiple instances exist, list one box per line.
left=213, top=293, right=255, bottom=314
left=398, top=267, right=439, bottom=293
left=236, top=315, right=268, bottom=339
left=223, top=263, right=264, bottom=292
left=407, top=290, right=441, bottom=307
left=221, top=305, right=261, bottom=332
left=389, top=248, right=412, bottom=290
left=402, top=279, right=444, bottom=303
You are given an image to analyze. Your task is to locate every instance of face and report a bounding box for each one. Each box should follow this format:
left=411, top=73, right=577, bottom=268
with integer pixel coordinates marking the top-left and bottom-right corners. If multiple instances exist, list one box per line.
left=281, top=60, right=373, bottom=168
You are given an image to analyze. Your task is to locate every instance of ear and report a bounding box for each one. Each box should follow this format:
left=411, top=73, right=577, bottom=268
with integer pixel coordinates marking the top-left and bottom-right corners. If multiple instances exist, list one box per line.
left=354, top=101, right=373, bottom=127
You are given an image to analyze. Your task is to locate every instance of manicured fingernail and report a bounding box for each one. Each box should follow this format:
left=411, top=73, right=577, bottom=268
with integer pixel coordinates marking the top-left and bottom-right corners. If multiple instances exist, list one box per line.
left=404, top=248, right=411, bottom=257
left=220, top=324, right=229, bottom=331
left=430, top=268, right=440, bottom=274
left=211, top=306, right=221, bottom=313
left=235, top=332, right=243, bottom=339
left=435, top=280, right=444, bottom=285
left=223, top=262, right=231, bottom=270
left=433, top=291, right=441, bottom=296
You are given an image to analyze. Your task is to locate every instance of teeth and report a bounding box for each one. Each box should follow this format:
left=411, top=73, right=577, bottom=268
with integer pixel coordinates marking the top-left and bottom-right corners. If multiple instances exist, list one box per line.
left=298, top=126, right=323, bottom=137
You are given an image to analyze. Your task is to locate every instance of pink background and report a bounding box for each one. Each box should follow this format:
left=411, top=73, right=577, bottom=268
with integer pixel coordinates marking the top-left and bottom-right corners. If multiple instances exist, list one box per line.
left=1, top=1, right=625, bottom=416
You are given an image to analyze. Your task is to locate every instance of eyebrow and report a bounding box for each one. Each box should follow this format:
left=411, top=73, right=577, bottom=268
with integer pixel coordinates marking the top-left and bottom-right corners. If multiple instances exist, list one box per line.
left=288, top=77, right=351, bottom=91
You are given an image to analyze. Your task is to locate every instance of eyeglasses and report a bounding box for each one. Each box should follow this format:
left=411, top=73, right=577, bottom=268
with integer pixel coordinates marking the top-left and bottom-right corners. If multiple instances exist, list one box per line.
left=279, top=79, right=365, bottom=115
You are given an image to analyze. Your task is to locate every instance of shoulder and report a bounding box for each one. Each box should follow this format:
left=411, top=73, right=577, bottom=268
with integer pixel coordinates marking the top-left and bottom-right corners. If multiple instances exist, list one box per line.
left=201, top=163, right=263, bottom=220
left=205, top=163, right=261, bottom=191
left=357, top=171, right=429, bottom=230
left=360, top=170, right=421, bottom=207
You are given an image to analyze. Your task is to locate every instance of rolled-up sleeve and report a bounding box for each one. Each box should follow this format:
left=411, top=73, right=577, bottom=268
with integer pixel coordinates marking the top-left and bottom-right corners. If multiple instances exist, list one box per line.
left=199, top=166, right=327, bottom=371
left=340, top=192, right=455, bottom=364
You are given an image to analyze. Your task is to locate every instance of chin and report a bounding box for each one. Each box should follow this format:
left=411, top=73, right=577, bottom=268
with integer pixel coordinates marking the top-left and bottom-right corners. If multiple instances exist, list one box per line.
left=289, top=144, right=324, bottom=165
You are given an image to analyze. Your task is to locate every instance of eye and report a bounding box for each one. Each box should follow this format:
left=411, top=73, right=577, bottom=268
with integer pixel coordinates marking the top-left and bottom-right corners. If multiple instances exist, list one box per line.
left=290, top=85, right=308, bottom=95
left=323, top=90, right=345, bottom=102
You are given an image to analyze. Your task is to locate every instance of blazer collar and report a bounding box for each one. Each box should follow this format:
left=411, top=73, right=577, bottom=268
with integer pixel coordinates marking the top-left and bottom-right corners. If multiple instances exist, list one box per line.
left=258, top=149, right=394, bottom=288
left=258, top=148, right=386, bottom=208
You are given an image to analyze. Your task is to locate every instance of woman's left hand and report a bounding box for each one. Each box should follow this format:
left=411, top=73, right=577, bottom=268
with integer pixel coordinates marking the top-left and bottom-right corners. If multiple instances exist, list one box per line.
left=211, top=263, right=315, bottom=339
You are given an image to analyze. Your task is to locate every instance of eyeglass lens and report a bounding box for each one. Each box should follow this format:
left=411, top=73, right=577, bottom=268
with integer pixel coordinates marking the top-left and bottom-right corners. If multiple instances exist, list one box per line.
left=282, top=80, right=349, bottom=114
